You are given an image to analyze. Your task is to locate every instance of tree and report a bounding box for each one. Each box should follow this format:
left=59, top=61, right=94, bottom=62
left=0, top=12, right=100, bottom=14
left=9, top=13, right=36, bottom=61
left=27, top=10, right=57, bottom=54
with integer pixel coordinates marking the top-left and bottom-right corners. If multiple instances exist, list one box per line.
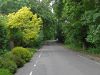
left=7, top=7, right=43, bottom=48
left=53, top=0, right=100, bottom=50
left=29, top=0, right=56, bottom=40
left=0, top=15, right=8, bottom=52
left=0, top=0, right=30, bottom=14
left=53, top=0, right=66, bottom=42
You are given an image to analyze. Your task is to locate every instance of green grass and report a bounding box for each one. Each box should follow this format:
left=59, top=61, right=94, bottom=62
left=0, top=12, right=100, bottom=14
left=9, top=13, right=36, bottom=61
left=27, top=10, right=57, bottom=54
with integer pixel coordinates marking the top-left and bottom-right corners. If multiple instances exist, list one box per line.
left=0, top=69, right=12, bottom=75
left=64, top=44, right=100, bottom=57
left=64, top=44, right=82, bottom=52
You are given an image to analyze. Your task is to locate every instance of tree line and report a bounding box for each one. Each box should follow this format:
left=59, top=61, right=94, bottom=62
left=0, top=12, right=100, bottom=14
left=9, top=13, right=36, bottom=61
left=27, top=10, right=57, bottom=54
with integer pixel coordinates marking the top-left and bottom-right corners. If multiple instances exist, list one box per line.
left=53, top=0, right=100, bottom=53
left=0, top=0, right=56, bottom=52
left=0, top=0, right=55, bottom=74
left=0, top=0, right=100, bottom=54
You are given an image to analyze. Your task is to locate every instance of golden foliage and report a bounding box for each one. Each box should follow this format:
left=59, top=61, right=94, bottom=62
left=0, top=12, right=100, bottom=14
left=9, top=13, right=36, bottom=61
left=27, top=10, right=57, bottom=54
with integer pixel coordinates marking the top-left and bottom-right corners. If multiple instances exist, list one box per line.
left=7, top=6, right=43, bottom=41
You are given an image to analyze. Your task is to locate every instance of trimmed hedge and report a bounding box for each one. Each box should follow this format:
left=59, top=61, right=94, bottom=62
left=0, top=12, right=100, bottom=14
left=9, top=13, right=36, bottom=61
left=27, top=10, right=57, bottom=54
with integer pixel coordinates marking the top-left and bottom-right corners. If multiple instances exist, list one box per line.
left=3, top=52, right=25, bottom=67
left=0, top=47, right=36, bottom=74
left=12, top=47, right=32, bottom=62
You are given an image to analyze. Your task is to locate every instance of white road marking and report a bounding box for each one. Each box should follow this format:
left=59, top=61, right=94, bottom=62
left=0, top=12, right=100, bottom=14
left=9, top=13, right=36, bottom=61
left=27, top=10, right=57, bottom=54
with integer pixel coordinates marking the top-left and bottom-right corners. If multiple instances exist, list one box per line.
left=34, top=64, right=36, bottom=67
left=29, top=71, right=32, bottom=75
left=34, top=53, right=42, bottom=67
left=33, top=59, right=38, bottom=67
left=39, top=54, right=41, bottom=58
left=39, top=53, right=42, bottom=58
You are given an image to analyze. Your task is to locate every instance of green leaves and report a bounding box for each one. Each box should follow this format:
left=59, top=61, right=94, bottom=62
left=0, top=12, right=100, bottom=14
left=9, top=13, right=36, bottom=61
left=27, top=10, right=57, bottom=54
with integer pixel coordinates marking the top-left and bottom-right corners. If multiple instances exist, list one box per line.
left=0, top=15, right=8, bottom=51
left=54, top=0, right=100, bottom=49
left=93, top=12, right=100, bottom=23
left=7, top=7, right=43, bottom=46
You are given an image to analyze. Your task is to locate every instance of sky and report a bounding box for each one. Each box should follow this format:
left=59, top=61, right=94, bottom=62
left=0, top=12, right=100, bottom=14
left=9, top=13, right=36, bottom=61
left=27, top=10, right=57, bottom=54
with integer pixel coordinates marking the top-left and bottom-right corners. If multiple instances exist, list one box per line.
left=49, top=0, right=55, bottom=13
left=38, top=0, right=55, bottom=13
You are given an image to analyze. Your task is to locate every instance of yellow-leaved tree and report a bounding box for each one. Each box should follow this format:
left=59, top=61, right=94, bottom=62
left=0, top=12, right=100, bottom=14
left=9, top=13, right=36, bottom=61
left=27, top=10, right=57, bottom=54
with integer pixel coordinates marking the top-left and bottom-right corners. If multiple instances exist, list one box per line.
left=7, top=7, right=43, bottom=48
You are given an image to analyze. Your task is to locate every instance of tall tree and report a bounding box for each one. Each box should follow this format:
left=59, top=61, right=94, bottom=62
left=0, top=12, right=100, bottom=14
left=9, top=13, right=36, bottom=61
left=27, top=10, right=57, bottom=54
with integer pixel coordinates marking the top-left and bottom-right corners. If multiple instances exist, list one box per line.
left=53, top=0, right=66, bottom=42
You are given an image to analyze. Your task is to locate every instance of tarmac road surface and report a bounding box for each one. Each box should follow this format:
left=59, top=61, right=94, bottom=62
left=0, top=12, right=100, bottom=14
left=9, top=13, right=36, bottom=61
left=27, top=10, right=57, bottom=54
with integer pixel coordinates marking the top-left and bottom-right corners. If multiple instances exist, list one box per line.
left=15, top=42, right=100, bottom=75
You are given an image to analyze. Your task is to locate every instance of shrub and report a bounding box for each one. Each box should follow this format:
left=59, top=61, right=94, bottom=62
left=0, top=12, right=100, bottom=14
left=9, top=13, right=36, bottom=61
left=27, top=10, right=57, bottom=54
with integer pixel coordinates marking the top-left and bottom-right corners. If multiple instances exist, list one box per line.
left=87, top=48, right=100, bottom=54
left=27, top=48, right=36, bottom=55
left=32, top=31, right=44, bottom=48
left=24, top=30, right=44, bottom=48
left=0, top=68, right=12, bottom=75
left=0, top=57, right=17, bottom=73
left=12, top=47, right=32, bottom=62
left=0, top=15, right=9, bottom=52
left=3, top=52, right=25, bottom=67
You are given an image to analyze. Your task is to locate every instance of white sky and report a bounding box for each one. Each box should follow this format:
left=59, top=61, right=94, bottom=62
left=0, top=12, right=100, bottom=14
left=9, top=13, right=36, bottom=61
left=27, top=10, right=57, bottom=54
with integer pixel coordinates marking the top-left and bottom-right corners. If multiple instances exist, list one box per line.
left=40, top=0, right=42, bottom=2
left=49, top=0, right=55, bottom=13
left=37, top=0, right=55, bottom=13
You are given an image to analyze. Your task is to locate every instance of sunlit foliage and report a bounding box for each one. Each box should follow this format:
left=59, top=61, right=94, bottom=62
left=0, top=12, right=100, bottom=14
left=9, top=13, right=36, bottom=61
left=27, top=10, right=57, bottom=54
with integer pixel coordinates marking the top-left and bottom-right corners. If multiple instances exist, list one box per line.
left=7, top=7, right=43, bottom=45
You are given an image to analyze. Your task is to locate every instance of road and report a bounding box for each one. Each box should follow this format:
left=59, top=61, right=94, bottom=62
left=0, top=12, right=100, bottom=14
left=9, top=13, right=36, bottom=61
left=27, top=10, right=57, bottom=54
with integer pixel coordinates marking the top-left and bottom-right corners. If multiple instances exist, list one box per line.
left=15, top=42, right=100, bottom=75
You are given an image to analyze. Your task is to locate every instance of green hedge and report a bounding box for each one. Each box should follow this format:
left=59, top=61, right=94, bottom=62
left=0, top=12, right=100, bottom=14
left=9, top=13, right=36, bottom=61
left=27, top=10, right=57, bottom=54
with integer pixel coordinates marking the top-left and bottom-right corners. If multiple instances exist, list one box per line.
left=0, top=68, right=12, bottom=75
left=12, top=47, right=32, bottom=62
left=0, top=57, right=17, bottom=73
left=0, top=15, right=9, bottom=53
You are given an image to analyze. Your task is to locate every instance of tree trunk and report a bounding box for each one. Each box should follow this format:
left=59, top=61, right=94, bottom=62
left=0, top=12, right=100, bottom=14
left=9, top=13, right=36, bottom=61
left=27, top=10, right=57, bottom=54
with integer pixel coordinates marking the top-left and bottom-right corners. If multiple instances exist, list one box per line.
left=82, top=41, right=88, bottom=50
left=9, top=40, right=14, bottom=49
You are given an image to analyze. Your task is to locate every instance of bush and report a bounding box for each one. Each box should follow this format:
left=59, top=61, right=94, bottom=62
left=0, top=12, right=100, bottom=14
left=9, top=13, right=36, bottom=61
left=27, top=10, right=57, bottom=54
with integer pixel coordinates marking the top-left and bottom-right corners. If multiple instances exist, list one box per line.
left=3, top=52, right=25, bottom=67
left=32, top=31, right=44, bottom=48
left=0, top=68, right=12, bottom=75
left=87, top=48, right=100, bottom=54
left=12, top=47, right=32, bottom=62
left=27, top=48, right=36, bottom=54
left=0, top=57, right=17, bottom=73
left=23, top=30, right=44, bottom=48
left=0, top=15, right=9, bottom=52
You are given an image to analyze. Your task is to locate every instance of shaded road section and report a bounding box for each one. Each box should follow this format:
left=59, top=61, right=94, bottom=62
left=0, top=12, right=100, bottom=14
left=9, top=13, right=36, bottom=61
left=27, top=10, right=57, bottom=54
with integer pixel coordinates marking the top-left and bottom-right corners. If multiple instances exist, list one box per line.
left=15, top=42, right=100, bottom=75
